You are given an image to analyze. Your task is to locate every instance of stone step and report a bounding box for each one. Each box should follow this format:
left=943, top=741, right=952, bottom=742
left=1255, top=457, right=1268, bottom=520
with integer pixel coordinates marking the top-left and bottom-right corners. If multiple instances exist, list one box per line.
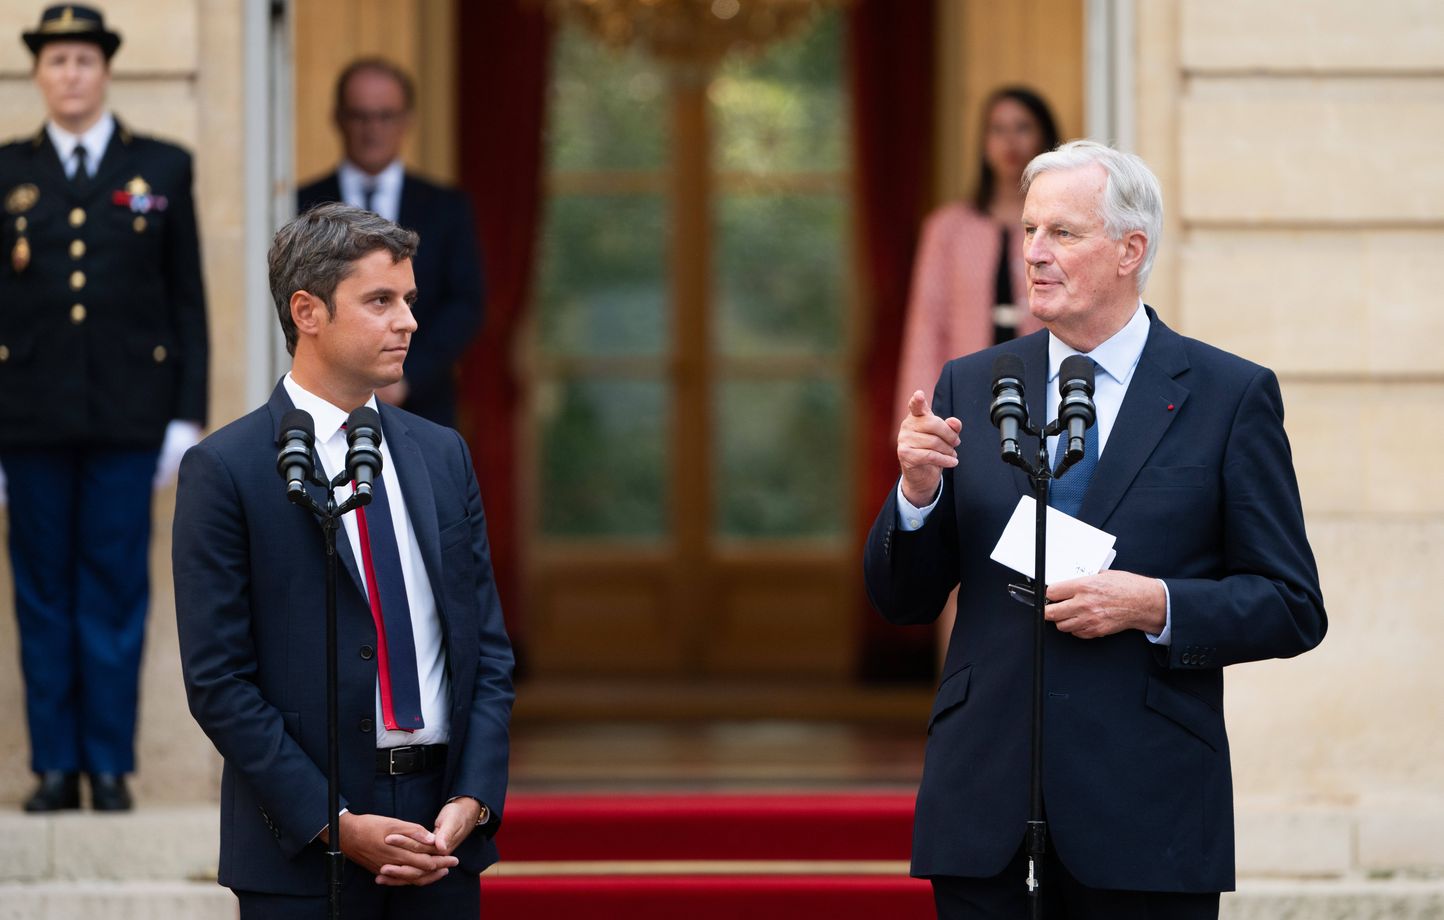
left=1223, top=879, right=1444, bottom=919
left=0, top=881, right=233, bottom=920
left=0, top=808, right=217, bottom=883
left=0, top=877, right=1438, bottom=920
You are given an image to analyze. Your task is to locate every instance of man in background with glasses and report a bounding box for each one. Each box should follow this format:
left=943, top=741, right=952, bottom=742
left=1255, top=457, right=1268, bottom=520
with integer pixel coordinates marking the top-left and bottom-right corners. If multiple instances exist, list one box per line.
left=299, top=57, right=486, bottom=430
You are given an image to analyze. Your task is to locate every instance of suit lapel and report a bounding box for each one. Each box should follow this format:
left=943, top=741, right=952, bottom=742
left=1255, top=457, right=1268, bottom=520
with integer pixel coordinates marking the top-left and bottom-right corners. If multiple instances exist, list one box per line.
left=30, top=127, right=69, bottom=192
left=267, top=382, right=368, bottom=600
left=1078, top=311, right=1191, bottom=529
left=379, top=405, right=445, bottom=618
left=396, top=175, right=417, bottom=230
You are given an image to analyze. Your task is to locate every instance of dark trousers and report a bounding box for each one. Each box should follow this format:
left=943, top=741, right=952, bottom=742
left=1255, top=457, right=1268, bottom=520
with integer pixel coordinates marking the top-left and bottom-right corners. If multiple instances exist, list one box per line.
left=236, top=768, right=482, bottom=919
left=931, top=839, right=1220, bottom=920
left=2, top=446, right=158, bottom=774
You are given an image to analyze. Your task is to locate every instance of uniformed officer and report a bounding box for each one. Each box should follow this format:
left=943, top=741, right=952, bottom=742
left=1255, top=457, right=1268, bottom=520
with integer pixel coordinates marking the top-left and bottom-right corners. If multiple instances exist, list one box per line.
left=0, top=4, right=208, bottom=812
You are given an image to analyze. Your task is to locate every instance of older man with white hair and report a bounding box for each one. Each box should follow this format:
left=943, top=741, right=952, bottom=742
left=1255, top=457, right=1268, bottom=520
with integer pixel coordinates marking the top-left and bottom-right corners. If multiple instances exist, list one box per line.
left=864, top=140, right=1326, bottom=917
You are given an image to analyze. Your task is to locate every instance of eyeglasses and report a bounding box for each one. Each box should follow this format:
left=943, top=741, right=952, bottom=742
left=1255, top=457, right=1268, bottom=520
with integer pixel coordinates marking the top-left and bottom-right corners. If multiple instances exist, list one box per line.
left=339, top=108, right=407, bottom=127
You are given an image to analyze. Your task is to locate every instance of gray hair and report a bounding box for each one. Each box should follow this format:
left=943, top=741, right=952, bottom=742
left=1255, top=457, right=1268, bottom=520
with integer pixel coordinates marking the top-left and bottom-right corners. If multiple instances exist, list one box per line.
left=1021, top=140, right=1163, bottom=292
left=268, top=202, right=419, bottom=355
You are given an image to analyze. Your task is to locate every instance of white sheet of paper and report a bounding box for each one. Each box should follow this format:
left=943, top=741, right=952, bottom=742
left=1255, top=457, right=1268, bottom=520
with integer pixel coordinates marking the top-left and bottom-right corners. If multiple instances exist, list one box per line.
left=990, top=495, right=1117, bottom=583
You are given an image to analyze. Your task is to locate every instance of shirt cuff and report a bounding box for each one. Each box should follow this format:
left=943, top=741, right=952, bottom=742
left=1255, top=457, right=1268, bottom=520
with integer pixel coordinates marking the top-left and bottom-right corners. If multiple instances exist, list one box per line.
left=896, top=479, right=943, bottom=531
left=1146, top=579, right=1172, bottom=645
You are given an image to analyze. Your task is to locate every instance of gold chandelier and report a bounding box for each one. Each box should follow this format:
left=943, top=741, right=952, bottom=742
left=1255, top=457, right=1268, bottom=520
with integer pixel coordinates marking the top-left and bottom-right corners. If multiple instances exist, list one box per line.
left=539, top=0, right=848, bottom=63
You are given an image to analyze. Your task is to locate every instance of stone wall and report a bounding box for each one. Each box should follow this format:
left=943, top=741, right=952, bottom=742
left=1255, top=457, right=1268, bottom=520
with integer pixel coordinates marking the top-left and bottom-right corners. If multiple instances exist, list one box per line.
left=1136, top=0, right=1444, bottom=875
left=0, top=0, right=245, bottom=805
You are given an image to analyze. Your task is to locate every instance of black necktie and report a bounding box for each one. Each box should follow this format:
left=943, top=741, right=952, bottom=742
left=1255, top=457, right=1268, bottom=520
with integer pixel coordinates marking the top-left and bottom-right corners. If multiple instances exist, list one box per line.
left=70, top=146, right=88, bottom=189
left=361, top=182, right=377, bottom=214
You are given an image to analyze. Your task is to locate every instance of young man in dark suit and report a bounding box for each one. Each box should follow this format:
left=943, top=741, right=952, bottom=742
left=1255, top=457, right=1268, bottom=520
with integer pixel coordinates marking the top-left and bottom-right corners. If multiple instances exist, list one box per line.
left=865, top=141, right=1326, bottom=918
left=174, top=203, right=513, bottom=917
left=297, top=57, right=485, bottom=428
left=0, top=3, right=208, bottom=813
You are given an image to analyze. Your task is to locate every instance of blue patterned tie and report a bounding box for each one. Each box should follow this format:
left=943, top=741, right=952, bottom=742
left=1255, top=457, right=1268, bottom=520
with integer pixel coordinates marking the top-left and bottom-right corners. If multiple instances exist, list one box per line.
left=1049, top=360, right=1099, bottom=518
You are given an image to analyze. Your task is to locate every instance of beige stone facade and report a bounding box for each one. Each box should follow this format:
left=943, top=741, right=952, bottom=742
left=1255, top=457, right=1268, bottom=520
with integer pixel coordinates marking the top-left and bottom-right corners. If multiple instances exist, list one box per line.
left=1136, top=0, right=1444, bottom=875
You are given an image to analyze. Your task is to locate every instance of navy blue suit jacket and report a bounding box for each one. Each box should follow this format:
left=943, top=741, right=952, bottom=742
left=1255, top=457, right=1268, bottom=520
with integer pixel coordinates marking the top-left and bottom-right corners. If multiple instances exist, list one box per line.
left=174, top=382, right=514, bottom=895
left=864, top=309, right=1325, bottom=892
left=297, top=172, right=485, bottom=427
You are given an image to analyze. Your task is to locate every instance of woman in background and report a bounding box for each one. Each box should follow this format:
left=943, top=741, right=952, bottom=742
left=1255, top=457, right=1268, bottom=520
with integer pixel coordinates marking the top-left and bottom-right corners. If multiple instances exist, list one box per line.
left=895, top=86, right=1061, bottom=422
left=894, top=86, right=1059, bottom=663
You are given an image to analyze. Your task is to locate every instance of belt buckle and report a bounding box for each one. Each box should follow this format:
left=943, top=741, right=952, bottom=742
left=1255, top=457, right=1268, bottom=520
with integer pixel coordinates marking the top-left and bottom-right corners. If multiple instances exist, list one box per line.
left=384, top=747, right=410, bottom=775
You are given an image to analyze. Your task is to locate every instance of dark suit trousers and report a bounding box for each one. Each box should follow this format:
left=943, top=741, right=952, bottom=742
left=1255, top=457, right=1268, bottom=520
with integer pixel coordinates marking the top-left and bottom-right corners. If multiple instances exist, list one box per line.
left=1, top=446, right=158, bottom=774
left=235, top=766, right=481, bottom=919
left=932, top=837, right=1220, bottom=920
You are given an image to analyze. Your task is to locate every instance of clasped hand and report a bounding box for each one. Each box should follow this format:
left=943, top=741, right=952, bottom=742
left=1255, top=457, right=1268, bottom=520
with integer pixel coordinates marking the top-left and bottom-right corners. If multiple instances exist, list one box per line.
left=326, top=798, right=480, bottom=887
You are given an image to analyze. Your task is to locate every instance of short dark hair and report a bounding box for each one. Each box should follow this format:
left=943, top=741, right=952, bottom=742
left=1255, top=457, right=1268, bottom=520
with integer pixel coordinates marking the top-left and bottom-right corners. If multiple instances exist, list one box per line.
left=268, top=203, right=419, bottom=355
left=973, top=86, right=1061, bottom=212
left=334, top=56, right=416, bottom=116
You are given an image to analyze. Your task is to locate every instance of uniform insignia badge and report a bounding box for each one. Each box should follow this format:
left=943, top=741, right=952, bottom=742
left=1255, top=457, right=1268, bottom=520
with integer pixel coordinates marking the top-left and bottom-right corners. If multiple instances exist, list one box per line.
left=112, top=176, right=168, bottom=215
left=6, top=184, right=39, bottom=214
left=12, top=236, right=29, bottom=273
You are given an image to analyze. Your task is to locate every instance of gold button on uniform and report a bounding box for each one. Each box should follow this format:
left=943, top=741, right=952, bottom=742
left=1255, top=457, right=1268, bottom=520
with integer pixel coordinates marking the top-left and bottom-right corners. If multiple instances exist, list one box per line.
left=0, top=345, right=9, bottom=362
left=69, top=270, right=85, bottom=291
left=70, top=239, right=85, bottom=259
left=133, top=216, right=146, bottom=233
left=69, top=207, right=85, bottom=227
left=15, top=216, right=27, bottom=231
left=70, top=304, right=86, bottom=324
left=152, top=345, right=167, bottom=363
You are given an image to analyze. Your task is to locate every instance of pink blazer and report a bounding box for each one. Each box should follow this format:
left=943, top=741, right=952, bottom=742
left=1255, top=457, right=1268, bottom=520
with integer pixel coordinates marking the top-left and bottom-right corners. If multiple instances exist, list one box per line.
left=894, top=203, right=1043, bottom=423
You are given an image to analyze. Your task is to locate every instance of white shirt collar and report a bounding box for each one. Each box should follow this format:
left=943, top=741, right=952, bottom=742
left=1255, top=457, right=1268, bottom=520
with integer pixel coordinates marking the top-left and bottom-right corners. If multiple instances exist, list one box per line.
left=1048, top=301, right=1151, bottom=386
left=338, top=159, right=404, bottom=199
left=282, top=373, right=380, bottom=446
left=46, top=112, right=115, bottom=173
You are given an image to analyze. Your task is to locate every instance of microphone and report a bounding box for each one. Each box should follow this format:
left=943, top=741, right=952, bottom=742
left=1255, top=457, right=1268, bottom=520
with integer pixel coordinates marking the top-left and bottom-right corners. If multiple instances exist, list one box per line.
left=1057, top=355, right=1097, bottom=466
left=276, top=409, right=316, bottom=502
left=344, top=407, right=384, bottom=503
left=990, top=354, right=1027, bottom=463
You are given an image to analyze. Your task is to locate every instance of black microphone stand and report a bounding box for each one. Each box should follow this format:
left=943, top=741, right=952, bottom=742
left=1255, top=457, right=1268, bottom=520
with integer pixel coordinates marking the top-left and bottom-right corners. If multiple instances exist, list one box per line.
left=288, top=465, right=372, bottom=920
left=998, top=411, right=1087, bottom=920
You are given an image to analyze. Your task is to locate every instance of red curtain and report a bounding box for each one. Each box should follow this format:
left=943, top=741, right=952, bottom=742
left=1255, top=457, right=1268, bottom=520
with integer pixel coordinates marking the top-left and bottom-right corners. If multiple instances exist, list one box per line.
left=848, top=0, right=938, bottom=680
left=454, top=1, right=553, bottom=664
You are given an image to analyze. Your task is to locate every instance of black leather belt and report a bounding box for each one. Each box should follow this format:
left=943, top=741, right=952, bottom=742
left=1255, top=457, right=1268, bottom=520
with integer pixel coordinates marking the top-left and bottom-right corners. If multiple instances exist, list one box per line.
left=376, top=744, right=447, bottom=775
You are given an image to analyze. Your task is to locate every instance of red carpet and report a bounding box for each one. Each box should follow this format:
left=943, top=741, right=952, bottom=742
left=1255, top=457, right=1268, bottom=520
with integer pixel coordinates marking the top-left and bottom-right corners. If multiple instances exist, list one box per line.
left=483, top=793, right=933, bottom=919
left=498, top=792, right=916, bottom=861
left=483, top=875, right=934, bottom=918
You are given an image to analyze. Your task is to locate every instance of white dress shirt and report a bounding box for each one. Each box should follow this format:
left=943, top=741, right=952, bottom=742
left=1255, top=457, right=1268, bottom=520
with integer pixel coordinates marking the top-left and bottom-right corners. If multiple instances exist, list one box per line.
left=338, top=159, right=404, bottom=223
left=283, top=374, right=451, bottom=747
left=47, top=112, right=115, bottom=179
left=896, top=303, right=1172, bottom=643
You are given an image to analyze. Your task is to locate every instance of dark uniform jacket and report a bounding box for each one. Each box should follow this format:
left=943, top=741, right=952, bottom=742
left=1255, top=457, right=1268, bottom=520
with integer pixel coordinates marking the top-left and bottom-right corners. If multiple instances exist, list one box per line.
left=864, top=310, right=1326, bottom=892
left=0, top=119, right=207, bottom=448
left=298, top=171, right=484, bottom=428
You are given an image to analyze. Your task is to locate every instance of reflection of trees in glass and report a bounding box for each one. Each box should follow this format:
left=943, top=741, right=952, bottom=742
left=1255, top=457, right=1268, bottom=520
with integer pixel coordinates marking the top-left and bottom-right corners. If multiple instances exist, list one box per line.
left=712, top=12, right=847, bottom=174
left=715, top=194, right=845, bottom=356
left=717, top=378, right=844, bottom=538
left=536, top=195, right=667, bottom=356
left=533, top=12, right=851, bottom=542
left=539, top=379, right=667, bottom=537
left=548, top=25, right=667, bottom=171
